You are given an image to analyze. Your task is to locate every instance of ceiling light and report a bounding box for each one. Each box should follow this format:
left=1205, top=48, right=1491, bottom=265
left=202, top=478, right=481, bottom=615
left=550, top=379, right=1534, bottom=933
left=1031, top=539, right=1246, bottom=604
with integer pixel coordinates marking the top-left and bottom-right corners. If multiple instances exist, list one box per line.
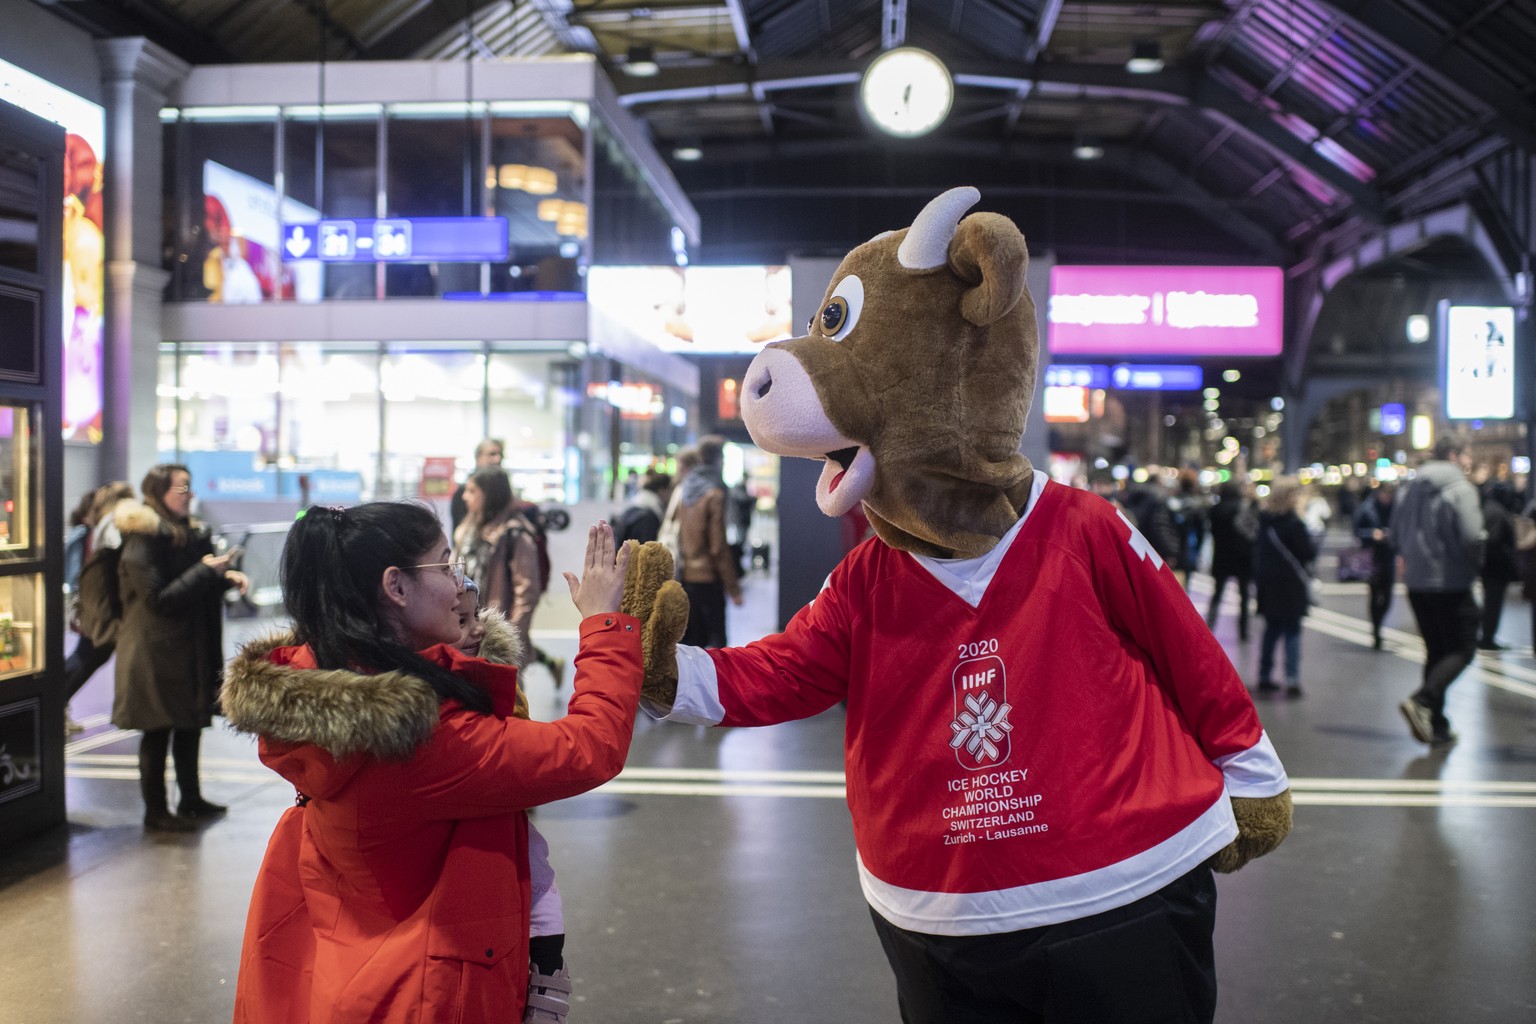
left=625, top=45, right=659, bottom=77
left=1126, top=40, right=1164, bottom=74
left=1072, top=139, right=1104, bottom=160
left=672, top=145, right=703, bottom=162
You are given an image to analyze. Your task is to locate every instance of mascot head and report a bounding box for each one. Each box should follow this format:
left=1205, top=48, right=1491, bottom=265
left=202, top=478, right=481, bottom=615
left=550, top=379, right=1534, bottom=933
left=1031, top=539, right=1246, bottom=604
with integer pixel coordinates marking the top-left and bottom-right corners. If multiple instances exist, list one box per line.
left=741, top=187, right=1037, bottom=558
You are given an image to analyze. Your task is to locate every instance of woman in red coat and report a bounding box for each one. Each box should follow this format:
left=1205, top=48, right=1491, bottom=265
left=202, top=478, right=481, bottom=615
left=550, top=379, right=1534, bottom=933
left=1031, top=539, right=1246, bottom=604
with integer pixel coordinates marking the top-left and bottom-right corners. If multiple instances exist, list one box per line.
left=221, top=503, right=640, bottom=1023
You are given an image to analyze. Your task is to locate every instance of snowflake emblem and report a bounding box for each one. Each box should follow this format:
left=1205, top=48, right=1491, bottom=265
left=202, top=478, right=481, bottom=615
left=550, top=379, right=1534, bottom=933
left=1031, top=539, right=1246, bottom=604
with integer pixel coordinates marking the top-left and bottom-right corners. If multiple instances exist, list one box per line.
left=949, top=693, right=1013, bottom=764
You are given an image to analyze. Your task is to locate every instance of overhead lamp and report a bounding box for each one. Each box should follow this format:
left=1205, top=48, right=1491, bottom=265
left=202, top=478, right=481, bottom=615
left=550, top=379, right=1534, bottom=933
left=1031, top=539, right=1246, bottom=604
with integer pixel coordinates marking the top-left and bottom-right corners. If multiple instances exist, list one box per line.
left=625, top=44, right=659, bottom=77
left=1072, top=137, right=1104, bottom=160
left=1405, top=313, right=1430, bottom=343
left=1126, top=40, right=1164, bottom=74
left=672, top=145, right=703, bottom=162
left=486, top=163, right=558, bottom=195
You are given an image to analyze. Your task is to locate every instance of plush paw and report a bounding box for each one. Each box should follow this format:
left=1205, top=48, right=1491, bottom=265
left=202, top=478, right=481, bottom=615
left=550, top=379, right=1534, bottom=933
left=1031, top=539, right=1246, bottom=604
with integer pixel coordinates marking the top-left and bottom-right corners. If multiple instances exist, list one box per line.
left=620, top=541, right=690, bottom=707
left=1212, top=790, right=1294, bottom=873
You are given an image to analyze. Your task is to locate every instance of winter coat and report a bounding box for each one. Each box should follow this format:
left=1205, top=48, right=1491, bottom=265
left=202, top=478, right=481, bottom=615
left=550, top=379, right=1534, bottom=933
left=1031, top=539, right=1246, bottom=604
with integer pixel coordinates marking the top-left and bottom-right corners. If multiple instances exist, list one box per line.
left=220, top=613, right=642, bottom=1024
left=111, top=502, right=235, bottom=732
left=1122, top=487, right=1181, bottom=564
left=1206, top=495, right=1256, bottom=579
left=1352, top=493, right=1398, bottom=582
left=1253, top=510, right=1316, bottom=621
left=1481, top=496, right=1521, bottom=582
left=676, top=473, right=742, bottom=598
left=1391, top=460, right=1484, bottom=592
left=614, top=489, right=665, bottom=545
left=458, top=510, right=543, bottom=638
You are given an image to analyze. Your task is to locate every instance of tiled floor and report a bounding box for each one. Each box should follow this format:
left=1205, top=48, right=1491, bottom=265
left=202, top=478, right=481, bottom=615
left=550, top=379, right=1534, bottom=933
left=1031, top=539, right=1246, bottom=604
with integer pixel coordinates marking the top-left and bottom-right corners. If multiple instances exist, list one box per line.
left=3, top=521, right=1535, bottom=1023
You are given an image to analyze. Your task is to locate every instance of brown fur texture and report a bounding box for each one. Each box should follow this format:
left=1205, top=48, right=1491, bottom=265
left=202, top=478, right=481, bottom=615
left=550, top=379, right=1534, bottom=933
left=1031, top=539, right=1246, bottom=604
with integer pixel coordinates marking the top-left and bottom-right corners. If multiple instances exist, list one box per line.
left=1212, top=791, right=1294, bottom=873
left=221, top=632, right=439, bottom=761
left=474, top=607, right=531, bottom=719
left=619, top=540, right=689, bottom=706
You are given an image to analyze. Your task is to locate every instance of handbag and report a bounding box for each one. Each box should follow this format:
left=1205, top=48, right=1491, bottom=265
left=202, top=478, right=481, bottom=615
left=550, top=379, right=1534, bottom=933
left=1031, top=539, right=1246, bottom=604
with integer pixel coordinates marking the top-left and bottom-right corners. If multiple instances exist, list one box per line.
left=1267, top=526, right=1318, bottom=604
left=1337, top=546, right=1376, bottom=582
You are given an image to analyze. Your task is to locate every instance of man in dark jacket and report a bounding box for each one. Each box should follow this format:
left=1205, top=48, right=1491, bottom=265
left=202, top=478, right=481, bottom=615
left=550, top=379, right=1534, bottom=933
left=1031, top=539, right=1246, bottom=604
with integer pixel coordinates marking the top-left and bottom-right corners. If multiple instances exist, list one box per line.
left=675, top=436, right=743, bottom=648
left=1205, top=481, right=1257, bottom=642
left=1352, top=482, right=1397, bottom=650
left=1477, top=480, right=1522, bottom=649
left=1393, top=435, right=1484, bottom=746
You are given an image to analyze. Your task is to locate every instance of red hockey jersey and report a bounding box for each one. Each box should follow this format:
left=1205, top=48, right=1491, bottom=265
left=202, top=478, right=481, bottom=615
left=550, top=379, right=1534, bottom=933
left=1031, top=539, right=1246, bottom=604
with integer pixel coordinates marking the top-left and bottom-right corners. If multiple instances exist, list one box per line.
left=657, top=476, right=1288, bottom=935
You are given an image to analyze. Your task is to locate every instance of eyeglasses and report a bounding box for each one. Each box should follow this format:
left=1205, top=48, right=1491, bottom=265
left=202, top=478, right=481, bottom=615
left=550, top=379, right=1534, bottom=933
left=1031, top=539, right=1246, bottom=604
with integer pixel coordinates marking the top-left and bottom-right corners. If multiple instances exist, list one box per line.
left=410, top=561, right=467, bottom=588
left=169, top=485, right=192, bottom=494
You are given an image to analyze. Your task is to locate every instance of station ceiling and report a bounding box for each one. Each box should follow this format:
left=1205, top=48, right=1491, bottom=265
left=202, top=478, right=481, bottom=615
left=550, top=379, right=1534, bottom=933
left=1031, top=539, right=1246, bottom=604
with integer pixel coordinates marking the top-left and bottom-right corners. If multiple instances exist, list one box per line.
left=35, top=0, right=1536, bottom=269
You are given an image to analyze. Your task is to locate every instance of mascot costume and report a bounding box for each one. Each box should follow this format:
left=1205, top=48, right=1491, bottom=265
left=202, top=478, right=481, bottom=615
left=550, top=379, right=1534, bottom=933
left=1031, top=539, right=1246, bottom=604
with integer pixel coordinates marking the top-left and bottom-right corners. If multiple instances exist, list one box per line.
left=621, top=187, right=1292, bottom=1023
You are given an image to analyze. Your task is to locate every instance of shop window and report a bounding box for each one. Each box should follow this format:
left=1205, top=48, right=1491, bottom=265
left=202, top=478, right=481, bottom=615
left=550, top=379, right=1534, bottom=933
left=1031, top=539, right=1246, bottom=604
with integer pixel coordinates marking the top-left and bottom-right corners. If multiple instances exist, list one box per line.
left=284, top=109, right=381, bottom=301
left=163, top=114, right=286, bottom=304
left=590, top=117, right=675, bottom=266
left=485, top=115, right=587, bottom=295
left=379, top=344, right=485, bottom=501
left=488, top=351, right=573, bottom=503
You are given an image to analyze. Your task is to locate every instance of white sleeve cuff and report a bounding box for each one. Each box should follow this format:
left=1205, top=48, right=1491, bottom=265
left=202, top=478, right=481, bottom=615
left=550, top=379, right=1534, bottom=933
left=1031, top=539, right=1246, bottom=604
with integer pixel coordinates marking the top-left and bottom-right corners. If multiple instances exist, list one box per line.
left=1214, top=731, right=1290, bottom=798
left=640, top=645, right=726, bottom=726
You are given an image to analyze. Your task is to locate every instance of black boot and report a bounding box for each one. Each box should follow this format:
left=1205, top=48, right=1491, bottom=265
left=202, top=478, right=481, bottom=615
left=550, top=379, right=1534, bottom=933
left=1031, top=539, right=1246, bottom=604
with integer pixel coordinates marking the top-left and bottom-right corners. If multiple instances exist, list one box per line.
left=173, top=729, right=227, bottom=820
left=141, top=730, right=196, bottom=832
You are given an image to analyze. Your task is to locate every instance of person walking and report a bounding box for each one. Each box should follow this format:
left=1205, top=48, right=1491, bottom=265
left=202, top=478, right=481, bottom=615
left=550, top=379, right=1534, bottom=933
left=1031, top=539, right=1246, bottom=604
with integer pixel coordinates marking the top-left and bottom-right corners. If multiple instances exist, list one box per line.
left=62, top=481, right=135, bottom=731
left=454, top=468, right=565, bottom=688
left=675, top=435, right=743, bottom=649
left=450, top=437, right=505, bottom=534
left=1394, top=435, right=1484, bottom=746
left=1352, top=482, right=1398, bottom=650
left=613, top=472, right=670, bottom=546
left=1205, top=480, right=1257, bottom=641
left=113, top=464, right=247, bottom=831
left=1477, top=480, right=1522, bottom=650
left=1252, top=476, right=1315, bottom=698
left=222, top=504, right=641, bottom=1024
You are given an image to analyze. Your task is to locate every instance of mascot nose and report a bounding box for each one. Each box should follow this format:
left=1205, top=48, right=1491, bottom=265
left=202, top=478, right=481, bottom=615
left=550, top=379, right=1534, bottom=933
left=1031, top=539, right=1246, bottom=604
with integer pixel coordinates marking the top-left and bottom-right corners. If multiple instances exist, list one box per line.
left=746, top=360, right=772, bottom=400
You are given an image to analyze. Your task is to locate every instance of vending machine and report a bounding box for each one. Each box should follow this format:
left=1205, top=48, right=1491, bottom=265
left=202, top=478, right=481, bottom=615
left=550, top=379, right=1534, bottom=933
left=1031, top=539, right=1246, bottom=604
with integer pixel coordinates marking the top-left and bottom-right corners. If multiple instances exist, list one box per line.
left=0, top=99, right=66, bottom=847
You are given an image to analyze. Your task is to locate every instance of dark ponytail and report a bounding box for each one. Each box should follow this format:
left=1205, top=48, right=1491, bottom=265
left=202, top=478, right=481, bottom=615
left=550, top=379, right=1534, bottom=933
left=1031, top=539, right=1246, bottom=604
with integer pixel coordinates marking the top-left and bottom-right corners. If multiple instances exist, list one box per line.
left=281, top=502, right=492, bottom=714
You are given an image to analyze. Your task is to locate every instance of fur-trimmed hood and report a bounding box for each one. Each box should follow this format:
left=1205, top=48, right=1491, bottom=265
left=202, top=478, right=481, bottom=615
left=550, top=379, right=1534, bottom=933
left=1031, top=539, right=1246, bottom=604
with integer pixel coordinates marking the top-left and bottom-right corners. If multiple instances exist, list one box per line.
left=474, top=606, right=530, bottom=669
left=113, top=500, right=171, bottom=537
left=221, top=633, right=441, bottom=791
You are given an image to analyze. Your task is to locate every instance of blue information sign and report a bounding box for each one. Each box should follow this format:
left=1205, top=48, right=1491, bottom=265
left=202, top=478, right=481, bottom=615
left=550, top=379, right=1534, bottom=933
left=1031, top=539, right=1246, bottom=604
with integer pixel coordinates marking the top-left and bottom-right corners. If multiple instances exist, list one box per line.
left=1379, top=403, right=1406, bottom=435
left=281, top=217, right=508, bottom=262
left=1043, top=364, right=1110, bottom=389
left=1108, top=364, right=1203, bottom=391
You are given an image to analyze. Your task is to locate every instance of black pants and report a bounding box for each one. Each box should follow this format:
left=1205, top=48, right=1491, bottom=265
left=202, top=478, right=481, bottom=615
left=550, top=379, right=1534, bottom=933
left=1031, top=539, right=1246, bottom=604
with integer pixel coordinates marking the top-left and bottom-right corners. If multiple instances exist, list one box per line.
left=1407, top=590, right=1480, bottom=731
left=681, top=580, right=728, bottom=649
left=869, top=865, right=1217, bottom=1024
left=1366, top=575, right=1394, bottom=642
left=1205, top=573, right=1250, bottom=639
left=138, top=728, right=205, bottom=815
left=1479, top=575, right=1513, bottom=644
left=63, top=634, right=114, bottom=700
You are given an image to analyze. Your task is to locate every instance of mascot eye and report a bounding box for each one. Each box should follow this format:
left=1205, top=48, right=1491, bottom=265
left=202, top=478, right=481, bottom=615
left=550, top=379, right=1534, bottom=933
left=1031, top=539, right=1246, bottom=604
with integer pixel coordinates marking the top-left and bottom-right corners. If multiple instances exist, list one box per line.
left=818, top=274, right=864, bottom=342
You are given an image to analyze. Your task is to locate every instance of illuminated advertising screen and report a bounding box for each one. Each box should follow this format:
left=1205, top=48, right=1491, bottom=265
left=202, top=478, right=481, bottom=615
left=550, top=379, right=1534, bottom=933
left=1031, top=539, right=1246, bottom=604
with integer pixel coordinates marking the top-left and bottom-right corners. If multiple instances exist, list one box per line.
left=1047, top=265, right=1283, bottom=357
left=1442, top=304, right=1514, bottom=420
left=202, top=161, right=322, bottom=303
left=586, top=265, right=792, bottom=354
left=1, top=58, right=104, bottom=441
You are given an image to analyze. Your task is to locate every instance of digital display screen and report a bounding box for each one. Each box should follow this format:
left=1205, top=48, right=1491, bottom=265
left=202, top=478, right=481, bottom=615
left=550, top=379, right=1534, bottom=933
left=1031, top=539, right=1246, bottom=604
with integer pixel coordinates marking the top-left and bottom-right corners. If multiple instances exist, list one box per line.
left=1047, top=265, right=1284, bottom=357
left=1443, top=304, right=1514, bottom=420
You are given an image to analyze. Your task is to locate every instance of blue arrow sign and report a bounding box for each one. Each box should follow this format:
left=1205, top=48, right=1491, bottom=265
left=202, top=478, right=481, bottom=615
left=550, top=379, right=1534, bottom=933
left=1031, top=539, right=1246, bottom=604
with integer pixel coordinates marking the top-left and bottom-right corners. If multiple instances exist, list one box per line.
left=1108, top=364, right=1203, bottom=391
left=281, top=217, right=509, bottom=262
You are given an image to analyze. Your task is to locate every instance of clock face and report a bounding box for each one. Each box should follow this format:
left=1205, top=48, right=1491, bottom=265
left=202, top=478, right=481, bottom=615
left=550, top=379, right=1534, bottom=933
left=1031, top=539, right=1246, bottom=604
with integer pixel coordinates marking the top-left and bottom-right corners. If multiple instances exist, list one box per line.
left=860, top=48, right=954, bottom=138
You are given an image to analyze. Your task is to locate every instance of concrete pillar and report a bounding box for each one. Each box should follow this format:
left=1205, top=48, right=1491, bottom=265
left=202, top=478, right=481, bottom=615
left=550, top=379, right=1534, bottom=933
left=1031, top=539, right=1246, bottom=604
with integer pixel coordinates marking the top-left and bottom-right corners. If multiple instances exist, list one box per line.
left=95, top=38, right=188, bottom=484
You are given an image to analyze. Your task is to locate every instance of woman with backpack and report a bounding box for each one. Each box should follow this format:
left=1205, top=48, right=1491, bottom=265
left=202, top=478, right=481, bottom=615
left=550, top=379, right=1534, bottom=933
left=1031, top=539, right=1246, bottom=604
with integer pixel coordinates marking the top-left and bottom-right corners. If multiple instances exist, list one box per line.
left=113, top=464, right=247, bottom=831
left=454, top=469, right=566, bottom=689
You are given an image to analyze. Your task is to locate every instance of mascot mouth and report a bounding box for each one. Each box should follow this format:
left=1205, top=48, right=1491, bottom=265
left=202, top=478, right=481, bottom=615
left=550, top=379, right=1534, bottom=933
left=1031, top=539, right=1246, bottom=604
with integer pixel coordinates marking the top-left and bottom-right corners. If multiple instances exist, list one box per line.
left=825, top=446, right=858, bottom=492
left=816, top=445, right=875, bottom=518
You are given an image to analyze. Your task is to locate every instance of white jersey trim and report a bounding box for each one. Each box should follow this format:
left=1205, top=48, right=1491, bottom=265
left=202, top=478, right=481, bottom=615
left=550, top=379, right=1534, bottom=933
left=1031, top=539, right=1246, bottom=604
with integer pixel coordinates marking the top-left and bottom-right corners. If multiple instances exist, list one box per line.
left=1214, top=730, right=1290, bottom=797
left=910, top=471, right=1048, bottom=607
left=857, top=791, right=1238, bottom=936
left=641, top=644, right=725, bottom=725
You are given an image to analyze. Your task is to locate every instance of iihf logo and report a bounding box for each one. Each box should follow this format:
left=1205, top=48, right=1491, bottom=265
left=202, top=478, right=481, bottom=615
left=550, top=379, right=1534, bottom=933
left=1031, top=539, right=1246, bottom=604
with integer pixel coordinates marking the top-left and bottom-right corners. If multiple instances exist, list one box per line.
left=950, top=655, right=1012, bottom=769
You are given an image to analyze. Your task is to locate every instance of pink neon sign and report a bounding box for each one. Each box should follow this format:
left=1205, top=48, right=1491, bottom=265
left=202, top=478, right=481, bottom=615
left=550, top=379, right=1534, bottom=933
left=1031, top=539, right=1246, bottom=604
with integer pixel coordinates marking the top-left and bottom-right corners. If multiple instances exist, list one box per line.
left=1047, top=265, right=1284, bottom=357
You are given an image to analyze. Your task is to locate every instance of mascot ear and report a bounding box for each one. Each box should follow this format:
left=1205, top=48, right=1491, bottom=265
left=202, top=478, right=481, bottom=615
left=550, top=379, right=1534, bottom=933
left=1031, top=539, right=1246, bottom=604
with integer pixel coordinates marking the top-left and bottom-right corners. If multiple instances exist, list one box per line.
left=948, top=212, right=1029, bottom=327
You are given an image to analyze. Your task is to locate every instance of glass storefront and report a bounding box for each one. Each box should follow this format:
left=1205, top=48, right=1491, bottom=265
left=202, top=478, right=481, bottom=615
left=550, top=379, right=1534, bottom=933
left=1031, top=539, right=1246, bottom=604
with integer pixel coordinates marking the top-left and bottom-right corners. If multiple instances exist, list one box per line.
left=158, top=340, right=688, bottom=505
left=161, top=101, right=604, bottom=302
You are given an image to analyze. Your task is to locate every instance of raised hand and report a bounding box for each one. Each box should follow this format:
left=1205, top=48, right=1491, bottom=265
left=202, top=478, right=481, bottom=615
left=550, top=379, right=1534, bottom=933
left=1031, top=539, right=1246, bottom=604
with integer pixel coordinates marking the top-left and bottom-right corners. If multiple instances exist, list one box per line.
left=563, top=521, right=632, bottom=620
left=619, top=541, right=691, bottom=707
